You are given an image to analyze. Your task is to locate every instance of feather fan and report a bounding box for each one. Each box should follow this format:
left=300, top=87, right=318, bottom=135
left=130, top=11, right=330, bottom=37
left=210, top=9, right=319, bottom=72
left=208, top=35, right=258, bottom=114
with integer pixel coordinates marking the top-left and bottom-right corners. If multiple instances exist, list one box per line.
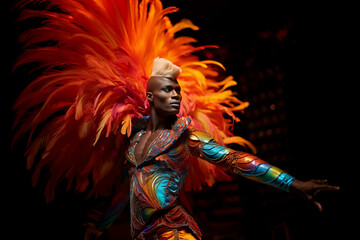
left=13, top=0, right=255, bottom=202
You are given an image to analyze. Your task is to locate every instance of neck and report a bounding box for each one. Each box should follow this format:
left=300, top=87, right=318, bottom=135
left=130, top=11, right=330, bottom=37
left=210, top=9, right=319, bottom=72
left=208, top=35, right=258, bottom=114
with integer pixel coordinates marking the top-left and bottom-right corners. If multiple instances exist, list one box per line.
left=147, top=108, right=177, bottom=132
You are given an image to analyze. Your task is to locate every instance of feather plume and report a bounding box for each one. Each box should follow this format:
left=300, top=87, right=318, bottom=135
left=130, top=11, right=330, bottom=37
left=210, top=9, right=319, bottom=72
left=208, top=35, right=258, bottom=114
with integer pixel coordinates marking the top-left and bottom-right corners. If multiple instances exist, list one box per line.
left=13, top=0, right=254, bottom=201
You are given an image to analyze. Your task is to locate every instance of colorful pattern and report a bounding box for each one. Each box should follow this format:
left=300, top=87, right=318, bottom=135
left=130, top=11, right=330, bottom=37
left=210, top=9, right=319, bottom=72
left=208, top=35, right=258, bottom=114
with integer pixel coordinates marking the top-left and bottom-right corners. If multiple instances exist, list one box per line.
left=155, top=229, right=197, bottom=240
left=103, top=117, right=294, bottom=239
left=125, top=117, right=201, bottom=239
left=188, top=130, right=294, bottom=192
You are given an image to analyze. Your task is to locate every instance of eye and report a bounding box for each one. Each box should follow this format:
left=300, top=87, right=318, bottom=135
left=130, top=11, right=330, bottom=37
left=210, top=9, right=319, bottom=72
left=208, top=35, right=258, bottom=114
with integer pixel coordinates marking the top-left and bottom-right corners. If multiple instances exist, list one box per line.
left=161, top=86, right=172, bottom=92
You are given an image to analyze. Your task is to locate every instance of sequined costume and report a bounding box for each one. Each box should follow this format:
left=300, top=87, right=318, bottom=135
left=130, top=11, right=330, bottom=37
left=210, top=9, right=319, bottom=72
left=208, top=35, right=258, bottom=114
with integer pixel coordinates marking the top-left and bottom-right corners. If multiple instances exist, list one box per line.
left=93, top=116, right=294, bottom=239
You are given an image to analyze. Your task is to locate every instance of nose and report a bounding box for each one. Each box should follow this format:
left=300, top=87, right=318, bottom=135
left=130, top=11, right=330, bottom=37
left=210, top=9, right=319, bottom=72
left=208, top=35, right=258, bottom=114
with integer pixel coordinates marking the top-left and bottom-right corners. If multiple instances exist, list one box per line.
left=171, top=90, right=181, bottom=101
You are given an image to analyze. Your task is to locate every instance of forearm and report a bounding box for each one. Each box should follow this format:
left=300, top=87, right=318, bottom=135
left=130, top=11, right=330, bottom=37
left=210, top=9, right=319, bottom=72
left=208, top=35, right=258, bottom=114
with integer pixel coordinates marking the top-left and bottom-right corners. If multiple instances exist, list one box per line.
left=224, top=151, right=294, bottom=192
left=188, top=129, right=294, bottom=192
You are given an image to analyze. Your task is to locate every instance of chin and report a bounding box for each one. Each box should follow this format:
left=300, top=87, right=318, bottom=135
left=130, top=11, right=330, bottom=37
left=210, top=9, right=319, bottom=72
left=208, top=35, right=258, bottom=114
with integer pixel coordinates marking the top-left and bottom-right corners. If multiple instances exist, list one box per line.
left=155, top=107, right=180, bottom=117
left=165, top=110, right=180, bottom=116
left=167, top=112, right=179, bottom=117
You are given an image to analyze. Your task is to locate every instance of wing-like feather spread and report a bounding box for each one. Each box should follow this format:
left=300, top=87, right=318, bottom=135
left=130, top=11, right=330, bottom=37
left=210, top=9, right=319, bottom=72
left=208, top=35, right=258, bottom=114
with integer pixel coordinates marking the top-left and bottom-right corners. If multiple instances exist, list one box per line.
left=13, top=0, right=254, bottom=201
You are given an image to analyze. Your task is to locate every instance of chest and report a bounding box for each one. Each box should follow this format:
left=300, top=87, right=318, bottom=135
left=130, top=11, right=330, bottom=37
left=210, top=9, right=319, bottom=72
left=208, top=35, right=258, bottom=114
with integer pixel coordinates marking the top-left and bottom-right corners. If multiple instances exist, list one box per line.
left=126, top=130, right=192, bottom=171
left=134, top=130, right=163, bottom=164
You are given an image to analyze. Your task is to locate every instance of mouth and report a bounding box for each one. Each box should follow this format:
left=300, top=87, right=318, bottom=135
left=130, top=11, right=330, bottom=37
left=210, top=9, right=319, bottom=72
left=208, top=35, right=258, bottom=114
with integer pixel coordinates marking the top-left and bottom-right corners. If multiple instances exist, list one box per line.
left=169, top=102, right=181, bottom=108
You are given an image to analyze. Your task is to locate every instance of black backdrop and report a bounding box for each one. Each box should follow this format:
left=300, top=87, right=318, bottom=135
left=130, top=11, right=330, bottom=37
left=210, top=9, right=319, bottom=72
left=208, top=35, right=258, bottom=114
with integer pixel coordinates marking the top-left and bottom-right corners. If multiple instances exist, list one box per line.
left=3, top=1, right=355, bottom=239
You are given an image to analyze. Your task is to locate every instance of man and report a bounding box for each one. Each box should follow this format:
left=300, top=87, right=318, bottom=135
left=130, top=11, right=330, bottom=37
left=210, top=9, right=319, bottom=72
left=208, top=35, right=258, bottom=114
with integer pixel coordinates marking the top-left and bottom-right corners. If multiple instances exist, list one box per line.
left=85, top=58, right=339, bottom=240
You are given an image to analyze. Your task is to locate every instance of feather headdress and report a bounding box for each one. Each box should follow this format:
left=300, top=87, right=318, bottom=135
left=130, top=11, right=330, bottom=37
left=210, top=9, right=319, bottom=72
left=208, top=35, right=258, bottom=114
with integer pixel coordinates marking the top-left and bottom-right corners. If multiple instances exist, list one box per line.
left=13, top=0, right=255, bottom=202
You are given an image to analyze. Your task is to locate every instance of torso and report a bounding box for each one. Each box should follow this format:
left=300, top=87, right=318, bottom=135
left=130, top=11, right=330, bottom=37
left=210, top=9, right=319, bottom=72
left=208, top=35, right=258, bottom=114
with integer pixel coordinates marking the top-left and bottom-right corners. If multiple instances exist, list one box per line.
left=125, top=117, right=202, bottom=239
left=134, top=129, right=164, bottom=164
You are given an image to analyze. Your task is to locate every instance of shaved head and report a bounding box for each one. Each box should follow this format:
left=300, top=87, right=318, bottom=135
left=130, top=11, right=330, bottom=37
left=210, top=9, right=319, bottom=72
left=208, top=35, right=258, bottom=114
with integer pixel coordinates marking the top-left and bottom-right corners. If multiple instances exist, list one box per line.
left=146, top=76, right=178, bottom=92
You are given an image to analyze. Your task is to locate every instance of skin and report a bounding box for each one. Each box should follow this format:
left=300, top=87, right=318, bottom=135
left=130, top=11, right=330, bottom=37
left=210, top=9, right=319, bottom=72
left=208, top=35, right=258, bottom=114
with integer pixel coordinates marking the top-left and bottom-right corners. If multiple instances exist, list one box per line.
left=290, top=179, right=339, bottom=212
left=134, top=76, right=182, bottom=164
left=85, top=75, right=339, bottom=239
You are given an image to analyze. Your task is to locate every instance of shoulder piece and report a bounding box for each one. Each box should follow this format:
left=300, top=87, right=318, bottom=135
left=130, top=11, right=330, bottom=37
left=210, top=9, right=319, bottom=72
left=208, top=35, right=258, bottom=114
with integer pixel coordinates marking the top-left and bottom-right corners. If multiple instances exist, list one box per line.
left=188, top=128, right=213, bottom=146
left=173, top=117, right=191, bottom=133
left=183, top=127, right=232, bottom=192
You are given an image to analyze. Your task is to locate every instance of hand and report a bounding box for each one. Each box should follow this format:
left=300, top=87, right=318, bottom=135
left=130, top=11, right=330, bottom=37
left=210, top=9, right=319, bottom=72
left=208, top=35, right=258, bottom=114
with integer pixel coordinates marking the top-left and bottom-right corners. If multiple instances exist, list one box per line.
left=289, top=179, right=340, bottom=212
left=83, top=222, right=103, bottom=240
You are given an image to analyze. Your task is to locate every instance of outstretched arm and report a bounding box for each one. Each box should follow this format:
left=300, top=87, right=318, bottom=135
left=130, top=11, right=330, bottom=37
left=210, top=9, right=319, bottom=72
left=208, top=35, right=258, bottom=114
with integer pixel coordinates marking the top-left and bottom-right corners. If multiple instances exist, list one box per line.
left=187, top=129, right=339, bottom=210
left=188, top=130, right=294, bottom=191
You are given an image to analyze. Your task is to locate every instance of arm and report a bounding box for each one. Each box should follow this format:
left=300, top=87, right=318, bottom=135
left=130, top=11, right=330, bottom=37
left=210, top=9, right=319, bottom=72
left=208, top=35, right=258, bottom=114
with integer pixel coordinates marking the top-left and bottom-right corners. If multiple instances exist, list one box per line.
left=85, top=194, right=129, bottom=240
left=187, top=129, right=294, bottom=192
left=187, top=129, right=340, bottom=210
left=84, top=178, right=129, bottom=240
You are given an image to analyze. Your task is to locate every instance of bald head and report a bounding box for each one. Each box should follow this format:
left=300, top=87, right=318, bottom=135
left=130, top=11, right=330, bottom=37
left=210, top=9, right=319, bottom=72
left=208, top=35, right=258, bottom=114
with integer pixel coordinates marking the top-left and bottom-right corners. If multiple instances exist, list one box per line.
left=146, top=76, right=178, bottom=92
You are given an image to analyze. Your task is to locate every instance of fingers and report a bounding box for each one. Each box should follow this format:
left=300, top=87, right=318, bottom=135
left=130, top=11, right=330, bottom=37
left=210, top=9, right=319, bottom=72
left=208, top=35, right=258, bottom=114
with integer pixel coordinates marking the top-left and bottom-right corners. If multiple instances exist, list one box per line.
left=84, top=231, right=89, bottom=240
left=313, top=189, right=321, bottom=196
left=311, top=179, right=328, bottom=184
left=311, top=179, right=340, bottom=193
left=305, top=194, right=323, bottom=212
left=83, top=223, right=102, bottom=240
left=84, top=232, right=98, bottom=240
left=313, top=200, right=323, bottom=212
left=321, top=185, right=341, bottom=191
left=297, top=179, right=339, bottom=212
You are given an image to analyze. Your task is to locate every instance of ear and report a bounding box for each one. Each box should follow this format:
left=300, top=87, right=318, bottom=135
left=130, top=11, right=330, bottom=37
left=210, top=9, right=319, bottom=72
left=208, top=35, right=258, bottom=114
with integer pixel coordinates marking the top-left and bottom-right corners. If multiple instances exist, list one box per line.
left=146, top=92, right=153, bottom=103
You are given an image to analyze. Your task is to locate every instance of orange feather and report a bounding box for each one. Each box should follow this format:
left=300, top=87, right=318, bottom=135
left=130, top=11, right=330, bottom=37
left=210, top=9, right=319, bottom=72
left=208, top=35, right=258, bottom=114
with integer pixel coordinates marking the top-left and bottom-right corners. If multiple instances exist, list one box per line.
left=13, top=0, right=254, bottom=201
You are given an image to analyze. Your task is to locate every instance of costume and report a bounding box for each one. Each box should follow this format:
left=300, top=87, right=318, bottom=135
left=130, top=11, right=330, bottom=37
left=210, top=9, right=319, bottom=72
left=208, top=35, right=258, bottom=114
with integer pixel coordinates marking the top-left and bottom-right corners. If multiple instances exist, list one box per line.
left=89, top=116, right=294, bottom=239
left=13, top=0, right=294, bottom=239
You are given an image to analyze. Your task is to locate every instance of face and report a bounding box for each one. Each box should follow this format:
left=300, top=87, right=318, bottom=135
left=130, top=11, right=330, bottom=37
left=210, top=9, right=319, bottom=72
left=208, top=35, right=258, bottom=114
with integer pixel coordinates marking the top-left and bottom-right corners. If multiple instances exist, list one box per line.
left=146, top=76, right=182, bottom=116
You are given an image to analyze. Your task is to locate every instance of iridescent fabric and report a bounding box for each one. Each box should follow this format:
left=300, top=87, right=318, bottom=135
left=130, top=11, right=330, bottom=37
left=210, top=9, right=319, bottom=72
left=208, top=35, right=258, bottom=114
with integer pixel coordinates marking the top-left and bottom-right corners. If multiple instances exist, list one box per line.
left=155, top=229, right=197, bottom=240
left=120, top=117, right=294, bottom=239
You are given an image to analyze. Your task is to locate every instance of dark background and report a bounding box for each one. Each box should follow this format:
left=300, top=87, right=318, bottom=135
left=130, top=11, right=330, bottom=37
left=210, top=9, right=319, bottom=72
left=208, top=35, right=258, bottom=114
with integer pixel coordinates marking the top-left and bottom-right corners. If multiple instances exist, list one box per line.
left=3, top=1, right=355, bottom=239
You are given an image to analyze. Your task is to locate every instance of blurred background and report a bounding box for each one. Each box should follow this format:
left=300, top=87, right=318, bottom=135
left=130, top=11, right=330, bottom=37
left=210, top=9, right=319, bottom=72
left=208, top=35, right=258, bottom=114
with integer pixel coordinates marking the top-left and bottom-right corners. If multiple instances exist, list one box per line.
left=3, top=1, right=355, bottom=239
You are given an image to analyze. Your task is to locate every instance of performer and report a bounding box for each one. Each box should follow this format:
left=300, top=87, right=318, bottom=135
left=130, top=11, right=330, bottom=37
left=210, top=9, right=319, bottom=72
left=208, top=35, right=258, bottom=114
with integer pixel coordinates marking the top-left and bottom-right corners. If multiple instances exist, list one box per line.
left=83, top=58, right=339, bottom=240
left=12, top=0, right=339, bottom=239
